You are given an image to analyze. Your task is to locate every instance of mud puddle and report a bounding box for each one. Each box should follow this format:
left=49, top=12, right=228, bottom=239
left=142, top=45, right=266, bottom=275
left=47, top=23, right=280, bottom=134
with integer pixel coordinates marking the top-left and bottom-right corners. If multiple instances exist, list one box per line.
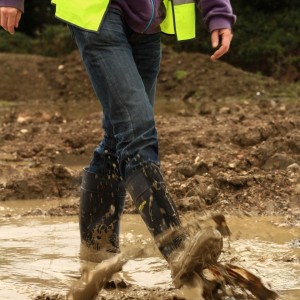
left=0, top=201, right=299, bottom=300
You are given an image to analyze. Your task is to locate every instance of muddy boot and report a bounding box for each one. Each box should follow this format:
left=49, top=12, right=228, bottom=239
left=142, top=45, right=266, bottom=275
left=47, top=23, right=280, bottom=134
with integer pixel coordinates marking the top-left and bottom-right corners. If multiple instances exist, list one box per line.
left=79, top=167, right=126, bottom=262
left=126, top=163, right=222, bottom=289
left=126, top=164, right=183, bottom=257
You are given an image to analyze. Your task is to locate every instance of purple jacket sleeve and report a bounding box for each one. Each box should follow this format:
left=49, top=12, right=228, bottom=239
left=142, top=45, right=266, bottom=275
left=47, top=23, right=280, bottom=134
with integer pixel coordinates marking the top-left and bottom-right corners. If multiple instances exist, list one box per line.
left=198, top=0, right=236, bottom=32
left=0, top=0, right=24, bottom=12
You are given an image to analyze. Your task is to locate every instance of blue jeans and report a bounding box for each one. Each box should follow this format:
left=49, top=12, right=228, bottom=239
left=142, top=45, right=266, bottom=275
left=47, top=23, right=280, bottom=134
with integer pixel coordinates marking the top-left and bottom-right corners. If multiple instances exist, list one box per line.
left=69, top=8, right=161, bottom=180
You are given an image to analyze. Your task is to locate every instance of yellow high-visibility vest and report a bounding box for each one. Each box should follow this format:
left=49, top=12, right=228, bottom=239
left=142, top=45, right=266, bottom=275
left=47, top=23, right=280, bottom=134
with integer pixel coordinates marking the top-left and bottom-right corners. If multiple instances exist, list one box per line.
left=51, top=0, right=196, bottom=41
left=160, top=0, right=196, bottom=40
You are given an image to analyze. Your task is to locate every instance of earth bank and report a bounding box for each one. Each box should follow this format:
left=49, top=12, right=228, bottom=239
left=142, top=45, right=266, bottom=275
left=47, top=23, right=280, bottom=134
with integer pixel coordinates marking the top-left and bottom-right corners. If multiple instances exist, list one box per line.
left=0, top=48, right=299, bottom=299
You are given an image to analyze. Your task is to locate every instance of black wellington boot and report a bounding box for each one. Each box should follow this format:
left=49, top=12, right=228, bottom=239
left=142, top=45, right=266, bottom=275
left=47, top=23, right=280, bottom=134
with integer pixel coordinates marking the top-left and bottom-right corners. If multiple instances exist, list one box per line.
left=126, top=164, right=223, bottom=289
left=79, top=167, right=126, bottom=262
left=125, top=164, right=184, bottom=258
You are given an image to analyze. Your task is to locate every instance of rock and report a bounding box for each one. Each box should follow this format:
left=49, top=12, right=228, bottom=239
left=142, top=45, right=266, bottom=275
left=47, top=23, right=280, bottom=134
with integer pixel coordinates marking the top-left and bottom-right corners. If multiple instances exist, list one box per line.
left=287, top=163, right=300, bottom=172
left=232, top=128, right=264, bottom=146
left=287, top=135, right=300, bottom=153
left=22, top=208, right=45, bottom=216
left=178, top=196, right=206, bottom=211
left=177, top=165, right=195, bottom=177
left=263, top=154, right=296, bottom=170
left=64, top=135, right=86, bottom=149
left=194, top=161, right=210, bottom=175
left=219, top=106, right=231, bottom=114
left=20, top=129, right=29, bottom=134
left=17, top=114, right=32, bottom=124
left=219, top=200, right=229, bottom=205
left=204, top=184, right=219, bottom=204
left=289, top=238, right=300, bottom=249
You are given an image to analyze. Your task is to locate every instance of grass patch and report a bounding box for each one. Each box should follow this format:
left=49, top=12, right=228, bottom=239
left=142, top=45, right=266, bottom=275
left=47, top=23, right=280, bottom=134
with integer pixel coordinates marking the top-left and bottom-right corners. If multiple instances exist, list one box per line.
left=0, top=100, right=17, bottom=107
left=174, top=70, right=189, bottom=81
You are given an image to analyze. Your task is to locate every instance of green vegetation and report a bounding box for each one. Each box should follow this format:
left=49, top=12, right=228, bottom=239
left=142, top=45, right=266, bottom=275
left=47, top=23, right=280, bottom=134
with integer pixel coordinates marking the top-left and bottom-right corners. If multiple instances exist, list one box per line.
left=226, top=1, right=300, bottom=81
left=0, top=26, right=75, bottom=56
left=163, top=0, right=300, bottom=82
left=0, top=100, right=17, bottom=107
left=174, top=70, right=189, bottom=81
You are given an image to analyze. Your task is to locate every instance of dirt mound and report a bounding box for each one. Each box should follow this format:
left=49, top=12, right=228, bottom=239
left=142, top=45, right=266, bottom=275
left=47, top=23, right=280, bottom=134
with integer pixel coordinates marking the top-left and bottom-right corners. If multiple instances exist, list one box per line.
left=0, top=47, right=278, bottom=105
left=0, top=53, right=57, bottom=103
left=1, top=49, right=299, bottom=221
left=1, top=99, right=300, bottom=220
left=0, top=164, right=80, bottom=201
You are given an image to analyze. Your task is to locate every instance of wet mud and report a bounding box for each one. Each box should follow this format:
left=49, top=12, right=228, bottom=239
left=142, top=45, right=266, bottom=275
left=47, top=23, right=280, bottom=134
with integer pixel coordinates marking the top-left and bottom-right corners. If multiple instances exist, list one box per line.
left=0, top=212, right=299, bottom=300
left=0, top=48, right=300, bottom=299
left=1, top=101, right=300, bottom=221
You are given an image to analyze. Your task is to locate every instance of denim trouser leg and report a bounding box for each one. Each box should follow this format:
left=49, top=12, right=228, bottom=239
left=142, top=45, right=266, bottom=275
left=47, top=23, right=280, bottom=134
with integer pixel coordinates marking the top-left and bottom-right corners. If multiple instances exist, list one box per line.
left=69, top=9, right=161, bottom=180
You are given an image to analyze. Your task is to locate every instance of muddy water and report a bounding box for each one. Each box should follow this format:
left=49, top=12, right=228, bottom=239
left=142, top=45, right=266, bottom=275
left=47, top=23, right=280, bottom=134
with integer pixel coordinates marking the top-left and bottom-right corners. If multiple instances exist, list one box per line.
left=0, top=201, right=299, bottom=300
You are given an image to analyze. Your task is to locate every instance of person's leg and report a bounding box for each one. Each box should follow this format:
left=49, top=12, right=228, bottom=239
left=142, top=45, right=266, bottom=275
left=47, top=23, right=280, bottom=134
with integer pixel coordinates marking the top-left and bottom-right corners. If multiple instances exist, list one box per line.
left=79, top=166, right=125, bottom=262
left=70, top=10, right=160, bottom=180
left=127, top=32, right=222, bottom=287
left=69, top=10, right=132, bottom=260
left=79, top=116, right=126, bottom=261
left=69, top=9, right=181, bottom=257
left=70, top=8, right=222, bottom=288
left=130, top=33, right=161, bottom=107
left=78, top=25, right=162, bottom=260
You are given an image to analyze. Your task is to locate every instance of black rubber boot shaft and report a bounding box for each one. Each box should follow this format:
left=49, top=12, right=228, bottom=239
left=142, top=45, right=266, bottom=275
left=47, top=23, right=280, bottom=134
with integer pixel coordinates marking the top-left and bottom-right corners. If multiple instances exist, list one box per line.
left=126, top=164, right=184, bottom=258
left=80, top=168, right=126, bottom=253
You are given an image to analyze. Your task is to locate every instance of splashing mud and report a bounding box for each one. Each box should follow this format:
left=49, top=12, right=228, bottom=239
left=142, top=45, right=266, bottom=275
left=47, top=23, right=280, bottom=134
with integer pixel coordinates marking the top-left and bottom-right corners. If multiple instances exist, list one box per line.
left=0, top=201, right=299, bottom=300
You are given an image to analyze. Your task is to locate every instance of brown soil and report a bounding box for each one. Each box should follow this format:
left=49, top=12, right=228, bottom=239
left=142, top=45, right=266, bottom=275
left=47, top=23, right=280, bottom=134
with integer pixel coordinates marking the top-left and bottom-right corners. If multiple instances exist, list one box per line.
left=0, top=47, right=299, bottom=299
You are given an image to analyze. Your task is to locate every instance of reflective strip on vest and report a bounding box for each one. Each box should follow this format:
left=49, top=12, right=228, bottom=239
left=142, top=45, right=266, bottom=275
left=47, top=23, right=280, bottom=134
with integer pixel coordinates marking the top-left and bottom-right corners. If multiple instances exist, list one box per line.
left=51, top=0, right=109, bottom=31
left=160, top=0, right=196, bottom=41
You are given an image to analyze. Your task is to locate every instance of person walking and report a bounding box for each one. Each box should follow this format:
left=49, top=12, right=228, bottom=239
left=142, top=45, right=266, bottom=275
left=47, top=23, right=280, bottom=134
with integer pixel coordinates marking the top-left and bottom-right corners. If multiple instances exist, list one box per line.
left=0, top=0, right=236, bottom=291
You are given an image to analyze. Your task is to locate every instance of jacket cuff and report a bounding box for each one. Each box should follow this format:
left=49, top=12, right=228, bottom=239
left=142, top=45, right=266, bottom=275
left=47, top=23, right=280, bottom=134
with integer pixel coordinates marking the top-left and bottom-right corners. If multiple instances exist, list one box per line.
left=0, top=0, right=24, bottom=12
left=208, top=16, right=234, bottom=32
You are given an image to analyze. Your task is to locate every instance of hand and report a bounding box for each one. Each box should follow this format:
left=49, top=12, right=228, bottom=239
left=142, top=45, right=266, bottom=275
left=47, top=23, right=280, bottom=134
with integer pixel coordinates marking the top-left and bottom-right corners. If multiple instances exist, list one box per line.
left=210, top=28, right=233, bottom=61
left=0, top=7, right=22, bottom=34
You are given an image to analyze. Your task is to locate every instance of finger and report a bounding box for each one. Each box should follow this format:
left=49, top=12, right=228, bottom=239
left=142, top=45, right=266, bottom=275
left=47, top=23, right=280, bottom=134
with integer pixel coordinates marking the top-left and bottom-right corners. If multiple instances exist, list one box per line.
left=211, top=31, right=232, bottom=61
left=15, top=11, right=22, bottom=28
left=7, top=15, right=16, bottom=34
left=211, top=30, right=220, bottom=48
left=211, top=44, right=229, bottom=61
left=221, top=31, right=233, bottom=49
left=0, top=10, right=8, bottom=31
